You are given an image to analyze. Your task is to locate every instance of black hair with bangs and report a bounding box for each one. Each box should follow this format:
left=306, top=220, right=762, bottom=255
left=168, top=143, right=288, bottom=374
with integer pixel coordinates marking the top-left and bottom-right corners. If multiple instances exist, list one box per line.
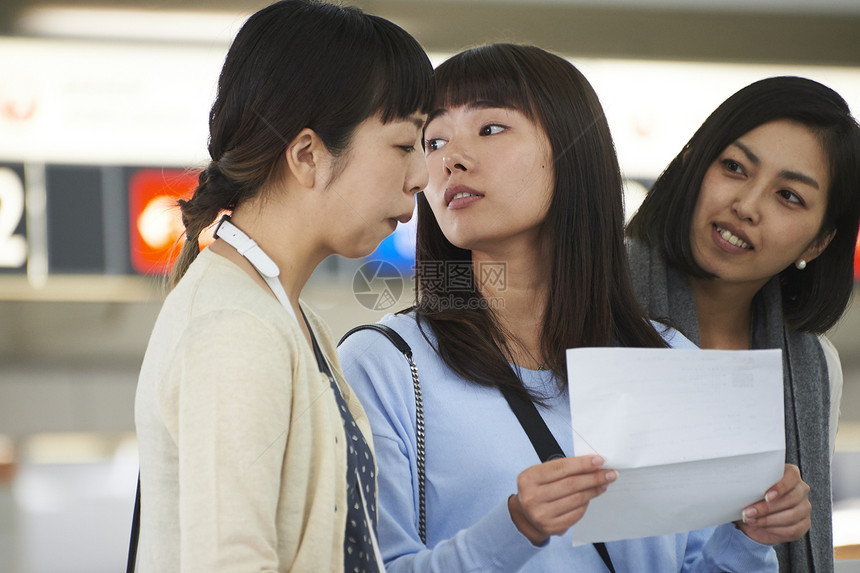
left=413, top=44, right=666, bottom=403
left=172, top=0, right=434, bottom=285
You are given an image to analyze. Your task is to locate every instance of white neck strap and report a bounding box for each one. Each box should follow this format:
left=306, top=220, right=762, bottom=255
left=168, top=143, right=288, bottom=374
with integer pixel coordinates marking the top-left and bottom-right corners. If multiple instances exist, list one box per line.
left=213, top=215, right=297, bottom=321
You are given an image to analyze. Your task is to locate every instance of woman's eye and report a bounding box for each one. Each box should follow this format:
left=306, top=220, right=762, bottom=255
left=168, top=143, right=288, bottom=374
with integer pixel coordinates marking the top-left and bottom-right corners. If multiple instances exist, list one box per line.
left=778, top=189, right=803, bottom=205
left=722, top=159, right=744, bottom=174
left=398, top=145, right=416, bottom=153
left=425, top=138, right=446, bottom=152
left=480, top=124, right=505, bottom=136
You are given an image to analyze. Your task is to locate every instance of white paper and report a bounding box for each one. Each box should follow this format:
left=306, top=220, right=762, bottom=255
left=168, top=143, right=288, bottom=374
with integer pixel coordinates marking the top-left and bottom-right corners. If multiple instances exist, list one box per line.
left=566, top=347, right=785, bottom=545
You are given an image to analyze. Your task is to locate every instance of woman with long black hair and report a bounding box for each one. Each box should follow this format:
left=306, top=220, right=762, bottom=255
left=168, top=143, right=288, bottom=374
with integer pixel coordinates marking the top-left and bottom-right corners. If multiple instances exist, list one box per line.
left=340, top=44, right=788, bottom=572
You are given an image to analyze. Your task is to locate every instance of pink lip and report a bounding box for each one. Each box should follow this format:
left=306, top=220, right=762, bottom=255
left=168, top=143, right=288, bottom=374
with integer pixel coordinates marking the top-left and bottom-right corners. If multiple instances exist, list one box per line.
left=387, top=211, right=413, bottom=231
left=444, top=185, right=484, bottom=209
left=711, top=222, right=755, bottom=252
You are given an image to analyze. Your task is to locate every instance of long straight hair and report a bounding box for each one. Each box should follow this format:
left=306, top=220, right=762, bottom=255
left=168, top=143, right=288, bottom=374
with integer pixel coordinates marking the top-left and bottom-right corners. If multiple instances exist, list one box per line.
left=413, top=44, right=666, bottom=403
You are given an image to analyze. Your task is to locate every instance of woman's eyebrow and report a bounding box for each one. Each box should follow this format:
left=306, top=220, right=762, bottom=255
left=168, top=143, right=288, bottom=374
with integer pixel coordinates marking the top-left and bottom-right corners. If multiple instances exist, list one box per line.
left=779, top=169, right=821, bottom=190
left=467, top=100, right=514, bottom=111
left=407, top=114, right=427, bottom=129
left=732, top=140, right=821, bottom=190
left=425, top=108, right=448, bottom=126
left=731, top=140, right=760, bottom=166
left=425, top=101, right=516, bottom=127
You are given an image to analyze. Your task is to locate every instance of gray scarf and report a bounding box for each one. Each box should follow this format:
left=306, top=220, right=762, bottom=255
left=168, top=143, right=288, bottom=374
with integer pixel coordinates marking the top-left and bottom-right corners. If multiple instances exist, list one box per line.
left=627, top=239, right=833, bottom=573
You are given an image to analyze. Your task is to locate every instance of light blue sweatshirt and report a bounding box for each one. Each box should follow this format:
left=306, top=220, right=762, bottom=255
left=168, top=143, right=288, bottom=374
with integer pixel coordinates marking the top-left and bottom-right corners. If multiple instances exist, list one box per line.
left=338, top=312, right=777, bottom=572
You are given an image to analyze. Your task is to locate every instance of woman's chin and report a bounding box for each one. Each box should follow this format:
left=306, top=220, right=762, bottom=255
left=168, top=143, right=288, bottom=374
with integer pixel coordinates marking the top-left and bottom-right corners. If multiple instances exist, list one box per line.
left=336, top=236, right=383, bottom=260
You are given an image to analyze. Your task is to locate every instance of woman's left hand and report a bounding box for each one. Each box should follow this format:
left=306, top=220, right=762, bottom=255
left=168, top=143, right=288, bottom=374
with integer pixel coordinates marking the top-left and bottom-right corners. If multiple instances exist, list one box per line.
left=736, top=463, right=811, bottom=545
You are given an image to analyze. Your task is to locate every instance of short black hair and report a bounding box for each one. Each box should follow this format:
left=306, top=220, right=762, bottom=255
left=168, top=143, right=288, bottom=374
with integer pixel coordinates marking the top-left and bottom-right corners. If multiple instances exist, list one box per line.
left=628, top=76, right=860, bottom=333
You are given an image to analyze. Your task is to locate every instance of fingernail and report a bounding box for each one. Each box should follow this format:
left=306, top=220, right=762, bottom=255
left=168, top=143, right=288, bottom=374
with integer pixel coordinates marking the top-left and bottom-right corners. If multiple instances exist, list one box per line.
left=765, top=491, right=777, bottom=503
left=742, top=508, right=757, bottom=523
left=592, top=456, right=605, bottom=467
left=605, top=470, right=617, bottom=482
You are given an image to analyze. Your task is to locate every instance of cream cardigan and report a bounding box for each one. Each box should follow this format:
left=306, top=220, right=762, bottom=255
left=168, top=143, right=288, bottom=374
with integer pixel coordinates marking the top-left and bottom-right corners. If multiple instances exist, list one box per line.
left=134, top=248, right=374, bottom=572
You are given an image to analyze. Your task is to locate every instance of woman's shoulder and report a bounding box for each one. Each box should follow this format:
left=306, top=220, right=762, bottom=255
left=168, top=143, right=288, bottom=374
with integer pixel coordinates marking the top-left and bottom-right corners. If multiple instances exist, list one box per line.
left=340, top=311, right=432, bottom=354
left=182, top=250, right=293, bottom=322
left=649, top=320, right=698, bottom=349
left=161, top=249, right=303, bottom=353
left=817, top=333, right=840, bottom=363
left=337, top=311, right=443, bottom=386
left=817, top=333, right=843, bottom=389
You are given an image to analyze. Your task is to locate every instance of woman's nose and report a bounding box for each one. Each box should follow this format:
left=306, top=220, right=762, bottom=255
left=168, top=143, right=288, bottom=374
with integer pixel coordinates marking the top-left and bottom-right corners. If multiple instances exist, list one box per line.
left=406, top=151, right=429, bottom=195
left=732, top=185, right=763, bottom=224
left=441, top=141, right=472, bottom=173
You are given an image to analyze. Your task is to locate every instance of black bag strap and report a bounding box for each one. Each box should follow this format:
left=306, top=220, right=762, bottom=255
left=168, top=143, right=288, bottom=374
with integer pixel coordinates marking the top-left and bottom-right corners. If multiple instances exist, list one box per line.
left=499, top=385, right=616, bottom=573
left=126, top=472, right=141, bottom=573
left=339, top=324, right=426, bottom=545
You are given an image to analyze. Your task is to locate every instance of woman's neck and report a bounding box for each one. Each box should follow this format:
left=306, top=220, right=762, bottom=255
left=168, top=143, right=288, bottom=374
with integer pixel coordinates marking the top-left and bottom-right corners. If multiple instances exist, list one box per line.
left=689, top=276, right=760, bottom=350
left=472, top=244, right=550, bottom=368
left=210, top=199, right=330, bottom=341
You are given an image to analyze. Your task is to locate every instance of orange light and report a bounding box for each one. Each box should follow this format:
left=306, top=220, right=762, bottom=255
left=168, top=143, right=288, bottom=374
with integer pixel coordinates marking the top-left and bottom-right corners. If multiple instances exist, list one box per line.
left=855, top=233, right=860, bottom=282
left=128, top=169, right=214, bottom=275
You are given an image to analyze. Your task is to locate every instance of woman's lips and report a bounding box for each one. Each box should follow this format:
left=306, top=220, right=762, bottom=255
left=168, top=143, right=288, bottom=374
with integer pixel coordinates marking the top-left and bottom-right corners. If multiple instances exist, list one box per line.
left=444, top=185, right=484, bottom=209
left=712, top=223, right=754, bottom=251
left=387, top=211, right=414, bottom=231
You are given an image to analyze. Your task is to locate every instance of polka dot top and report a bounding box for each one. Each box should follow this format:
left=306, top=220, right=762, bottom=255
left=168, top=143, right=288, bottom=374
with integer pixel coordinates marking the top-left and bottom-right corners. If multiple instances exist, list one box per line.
left=306, top=318, right=379, bottom=573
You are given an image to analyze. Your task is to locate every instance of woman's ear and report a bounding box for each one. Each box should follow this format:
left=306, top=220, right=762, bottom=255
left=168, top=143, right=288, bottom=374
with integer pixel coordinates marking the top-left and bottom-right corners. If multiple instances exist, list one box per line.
left=285, top=128, right=330, bottom=189
left=802, top=228, right=837, bottom=264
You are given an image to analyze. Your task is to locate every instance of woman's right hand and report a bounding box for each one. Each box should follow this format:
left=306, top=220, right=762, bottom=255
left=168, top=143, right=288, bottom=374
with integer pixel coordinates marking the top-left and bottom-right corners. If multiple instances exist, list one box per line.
left=507, top=456, right=617, bottom=545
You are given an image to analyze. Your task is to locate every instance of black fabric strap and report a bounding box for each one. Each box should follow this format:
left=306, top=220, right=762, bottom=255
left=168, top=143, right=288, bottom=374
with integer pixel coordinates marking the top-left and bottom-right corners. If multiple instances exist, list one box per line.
left=498, top=386, right=565, bottom=463
left=499, top=385, right=616, bottom=573
left=303, top=310, right=334, bottom=378
left=126, top=473, right=141, bottom=573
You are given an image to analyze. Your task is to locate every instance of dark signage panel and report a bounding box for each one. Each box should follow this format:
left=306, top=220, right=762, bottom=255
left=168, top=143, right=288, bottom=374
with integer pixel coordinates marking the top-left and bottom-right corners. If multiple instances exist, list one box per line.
left=45, top=166, right=106, bottom=273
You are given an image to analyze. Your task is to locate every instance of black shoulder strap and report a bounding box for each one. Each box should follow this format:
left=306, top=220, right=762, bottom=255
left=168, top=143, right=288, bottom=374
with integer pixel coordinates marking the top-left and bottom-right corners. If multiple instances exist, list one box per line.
left=499, top=385, right=615, bottom=573
left=498, top=386, right=565, bottom=462
left=339, top=323, right=426, bottom=545
left=127, top=473, right=140, bottom=572
left=341, top=323, right=413, bottom=357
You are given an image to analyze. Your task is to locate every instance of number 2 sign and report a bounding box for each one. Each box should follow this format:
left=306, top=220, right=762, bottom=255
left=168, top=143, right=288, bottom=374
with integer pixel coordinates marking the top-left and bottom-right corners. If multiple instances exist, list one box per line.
left=0, top=167, right=26, bottom=269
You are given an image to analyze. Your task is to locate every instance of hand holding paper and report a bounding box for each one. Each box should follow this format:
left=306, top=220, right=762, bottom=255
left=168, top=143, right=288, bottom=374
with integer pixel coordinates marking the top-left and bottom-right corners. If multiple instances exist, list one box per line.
left=566, top=347, right=785, bottom=545
left=739, top=463, right=811, bottom=545
left=508, top=455, right=617, bottom=545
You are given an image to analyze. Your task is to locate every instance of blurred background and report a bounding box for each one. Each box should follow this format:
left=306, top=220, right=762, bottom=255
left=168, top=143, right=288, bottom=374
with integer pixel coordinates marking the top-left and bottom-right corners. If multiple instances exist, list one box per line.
left=0, top=0, right=858, bottom=571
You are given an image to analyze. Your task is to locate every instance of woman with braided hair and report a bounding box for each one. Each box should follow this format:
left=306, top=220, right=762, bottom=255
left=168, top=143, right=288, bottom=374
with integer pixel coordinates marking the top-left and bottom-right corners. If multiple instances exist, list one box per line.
left=133, top=1, right=432, bottom=571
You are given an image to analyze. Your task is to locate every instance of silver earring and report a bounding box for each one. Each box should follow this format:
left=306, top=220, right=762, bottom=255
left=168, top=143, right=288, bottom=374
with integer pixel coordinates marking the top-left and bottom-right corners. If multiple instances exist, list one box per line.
left=795, top=259, right=807, bottom=270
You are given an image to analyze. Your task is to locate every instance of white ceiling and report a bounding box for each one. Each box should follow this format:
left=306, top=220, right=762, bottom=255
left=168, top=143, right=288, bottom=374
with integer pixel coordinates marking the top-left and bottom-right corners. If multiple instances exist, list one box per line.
left=1, top=0, right=859, bottom=66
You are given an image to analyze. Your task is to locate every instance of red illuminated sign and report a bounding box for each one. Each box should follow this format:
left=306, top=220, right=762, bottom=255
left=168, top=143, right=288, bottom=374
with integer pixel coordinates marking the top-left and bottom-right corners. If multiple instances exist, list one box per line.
left=128, top=169, right=213, bottom=275
left=855, top=234, right=860, bottom=281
